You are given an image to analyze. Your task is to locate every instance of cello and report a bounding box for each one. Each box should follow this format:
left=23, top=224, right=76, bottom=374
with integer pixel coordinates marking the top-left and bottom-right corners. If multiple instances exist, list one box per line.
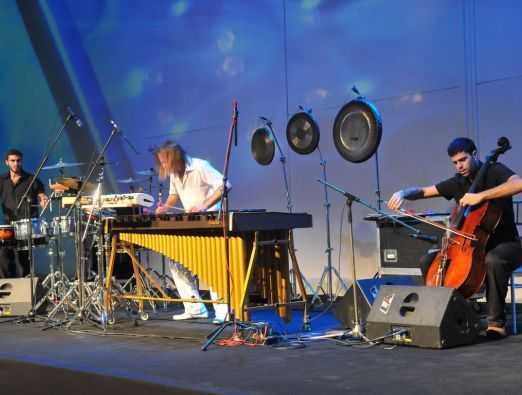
left=425, top=137, right=512, bottom=298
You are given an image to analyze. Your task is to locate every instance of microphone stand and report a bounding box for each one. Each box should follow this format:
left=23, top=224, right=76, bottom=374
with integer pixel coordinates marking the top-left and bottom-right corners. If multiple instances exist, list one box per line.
left=317, top=179, right=420, bottom=340
left=202, top=101, right=248, bottom=351
left=15, top=111, right=75, bottom=321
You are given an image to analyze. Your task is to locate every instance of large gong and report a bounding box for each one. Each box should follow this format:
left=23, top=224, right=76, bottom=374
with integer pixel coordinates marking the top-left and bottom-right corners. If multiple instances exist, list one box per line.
left=332, top=98, right=382, bottom=163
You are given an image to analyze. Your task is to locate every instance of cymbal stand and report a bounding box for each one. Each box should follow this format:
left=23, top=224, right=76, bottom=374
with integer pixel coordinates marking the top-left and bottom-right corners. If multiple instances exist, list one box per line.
left=78, top=165, right=109, bottom=325
left=317, top=179, right=420, bottom=340
left=61, top=120, right=121, bottom=327
left=35, top=191, right=58, bottom=307
left=310, top=148, right=349, bottom=305
left=35, top=193, right=71, bottom=315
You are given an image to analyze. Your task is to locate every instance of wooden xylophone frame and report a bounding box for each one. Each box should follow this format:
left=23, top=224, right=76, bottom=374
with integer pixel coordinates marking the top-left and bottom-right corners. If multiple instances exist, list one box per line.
left=103, top=228, right=308, bottom=323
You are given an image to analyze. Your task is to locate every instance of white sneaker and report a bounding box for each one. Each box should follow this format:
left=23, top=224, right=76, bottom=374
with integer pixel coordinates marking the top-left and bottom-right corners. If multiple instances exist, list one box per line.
left=212, top=314, right=229, bottom=325
left=172, top=311, right=209, bottom=321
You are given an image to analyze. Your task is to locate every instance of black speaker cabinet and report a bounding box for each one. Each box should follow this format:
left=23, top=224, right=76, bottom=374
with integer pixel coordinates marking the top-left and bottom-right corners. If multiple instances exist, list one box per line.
left=333, top=276, right=416, bottom=328
left=366, top=285, right=479, bottom=348
left=0, top=278, right=38, bottom=316
left=368, top=214, right=447, bottom=279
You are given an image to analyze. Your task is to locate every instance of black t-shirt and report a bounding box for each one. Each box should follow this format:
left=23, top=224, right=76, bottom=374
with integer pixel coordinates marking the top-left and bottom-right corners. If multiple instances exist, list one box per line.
left=435, top=161, right=519, bottom=250
left=0, top=171, right=45, bottom=223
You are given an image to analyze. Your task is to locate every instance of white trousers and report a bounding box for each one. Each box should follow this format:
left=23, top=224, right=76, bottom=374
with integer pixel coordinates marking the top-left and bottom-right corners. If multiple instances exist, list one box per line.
left=169, top=260, right=228, bottom=319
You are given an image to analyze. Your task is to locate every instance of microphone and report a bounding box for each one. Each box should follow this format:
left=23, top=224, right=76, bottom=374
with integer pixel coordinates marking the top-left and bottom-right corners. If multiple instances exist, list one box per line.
left=109, top=119, right=119, bottom=130
left=109, top=119, right=139, bottom=154
left=409, top=233, right=438, bottom=243
left=66, top=106, right=83, bottom=128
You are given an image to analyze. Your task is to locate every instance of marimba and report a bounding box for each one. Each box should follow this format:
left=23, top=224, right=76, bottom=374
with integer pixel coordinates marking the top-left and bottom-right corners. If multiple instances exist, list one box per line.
left=104, top=210, right=312, bottom=321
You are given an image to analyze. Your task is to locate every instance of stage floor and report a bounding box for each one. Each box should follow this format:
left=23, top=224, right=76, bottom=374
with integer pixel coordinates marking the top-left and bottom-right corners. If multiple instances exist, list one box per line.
left=1, top=310, right=521, bottom=395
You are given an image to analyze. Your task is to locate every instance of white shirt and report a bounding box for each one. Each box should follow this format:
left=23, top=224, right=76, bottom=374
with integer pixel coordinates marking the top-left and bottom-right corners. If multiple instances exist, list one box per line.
left=169, top=157, right=226, bottom=212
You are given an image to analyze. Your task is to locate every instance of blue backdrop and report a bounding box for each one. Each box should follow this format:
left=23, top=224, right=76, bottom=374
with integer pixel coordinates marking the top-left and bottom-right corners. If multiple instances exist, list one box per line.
left=1, top=0, right=521, bottom=287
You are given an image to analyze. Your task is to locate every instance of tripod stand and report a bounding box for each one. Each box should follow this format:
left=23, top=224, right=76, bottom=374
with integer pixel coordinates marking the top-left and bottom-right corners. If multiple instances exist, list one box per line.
left=310, top=149, right=349, bottom=305
left=35, top=193, right=73, bottom=316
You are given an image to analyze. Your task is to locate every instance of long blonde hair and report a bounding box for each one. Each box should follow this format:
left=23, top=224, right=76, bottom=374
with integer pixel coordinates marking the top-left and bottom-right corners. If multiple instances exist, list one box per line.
left=154, top=141, right=187, bottom=180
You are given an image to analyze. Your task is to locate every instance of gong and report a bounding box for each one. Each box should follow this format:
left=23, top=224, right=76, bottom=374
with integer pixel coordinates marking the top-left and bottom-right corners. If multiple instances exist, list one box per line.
left=286, top=111, right=320, bottom=155
left=251, top=127, right=275, bottom=166
left=332, top=98, right=382, bottom=163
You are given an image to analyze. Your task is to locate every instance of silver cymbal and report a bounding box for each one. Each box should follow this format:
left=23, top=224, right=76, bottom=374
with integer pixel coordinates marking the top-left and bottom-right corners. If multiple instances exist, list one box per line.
left=136, top=169, right=157, bottom=177
left=43, top=159, right=86, bottom=170
left=117, top=177, right=145, bottom=184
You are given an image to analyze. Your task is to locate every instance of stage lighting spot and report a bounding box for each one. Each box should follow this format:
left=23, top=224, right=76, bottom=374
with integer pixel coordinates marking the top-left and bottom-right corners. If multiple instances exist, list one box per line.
left=168, top=121, right=189, bottom=138
left=126, top=69, right=149, bottom=97
left=217, top=31, right=235, bottom=52
left=171, top=0, right=189, bottom=17
left=301, top=0, right=321, bottom=11
left=314, top=88, right=328, bottom=99
left=221, top=56, right=244, bottom=77
left=412, top=93, right=423, bottom=103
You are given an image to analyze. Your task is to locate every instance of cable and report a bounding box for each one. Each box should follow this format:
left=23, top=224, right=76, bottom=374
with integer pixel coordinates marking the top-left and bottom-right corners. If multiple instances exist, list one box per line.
left=214, top=321, right=271, bottom=348
left=65, top=328, right=202, bottom=342
left=329, top=328, right=409, bottom=348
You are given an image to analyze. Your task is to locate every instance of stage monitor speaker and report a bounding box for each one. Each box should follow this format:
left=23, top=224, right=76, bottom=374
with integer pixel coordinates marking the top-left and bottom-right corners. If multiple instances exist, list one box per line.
left=0, top=278, right=38, bottom=317
left=333, top=276, right=416, bottom=328
left=366, top=285, right=479, bottom=348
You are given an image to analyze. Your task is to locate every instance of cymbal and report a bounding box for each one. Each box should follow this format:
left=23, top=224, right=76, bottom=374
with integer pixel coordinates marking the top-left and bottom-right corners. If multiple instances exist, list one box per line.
left=50, top=183, right=71, bottom=193
left=43, top=159, right=86, bottom=170
left=117, top=177, right=145, bottom=184
left=56, top=176, right=81, bottom=190
left=50, top=177, right=96, bottom=194
left=136, top=169, right=157, bottom=177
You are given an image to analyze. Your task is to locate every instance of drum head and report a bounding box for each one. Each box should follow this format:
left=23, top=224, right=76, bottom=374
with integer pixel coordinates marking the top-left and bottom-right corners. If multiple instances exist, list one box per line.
left=0, top=224, right=14, bottom=241
left=332, top=98, right=382, bottom=163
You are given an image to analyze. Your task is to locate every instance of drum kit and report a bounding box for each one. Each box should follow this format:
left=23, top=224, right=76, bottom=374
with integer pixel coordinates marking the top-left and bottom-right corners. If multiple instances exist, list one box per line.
left=0, top=157, right=162, bottom=326
left=2, top=160, right=98, bottom=321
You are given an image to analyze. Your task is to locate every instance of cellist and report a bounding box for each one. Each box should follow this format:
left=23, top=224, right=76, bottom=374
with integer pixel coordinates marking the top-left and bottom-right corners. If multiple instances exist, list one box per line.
left=387, top=137, right=522, bottom=338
